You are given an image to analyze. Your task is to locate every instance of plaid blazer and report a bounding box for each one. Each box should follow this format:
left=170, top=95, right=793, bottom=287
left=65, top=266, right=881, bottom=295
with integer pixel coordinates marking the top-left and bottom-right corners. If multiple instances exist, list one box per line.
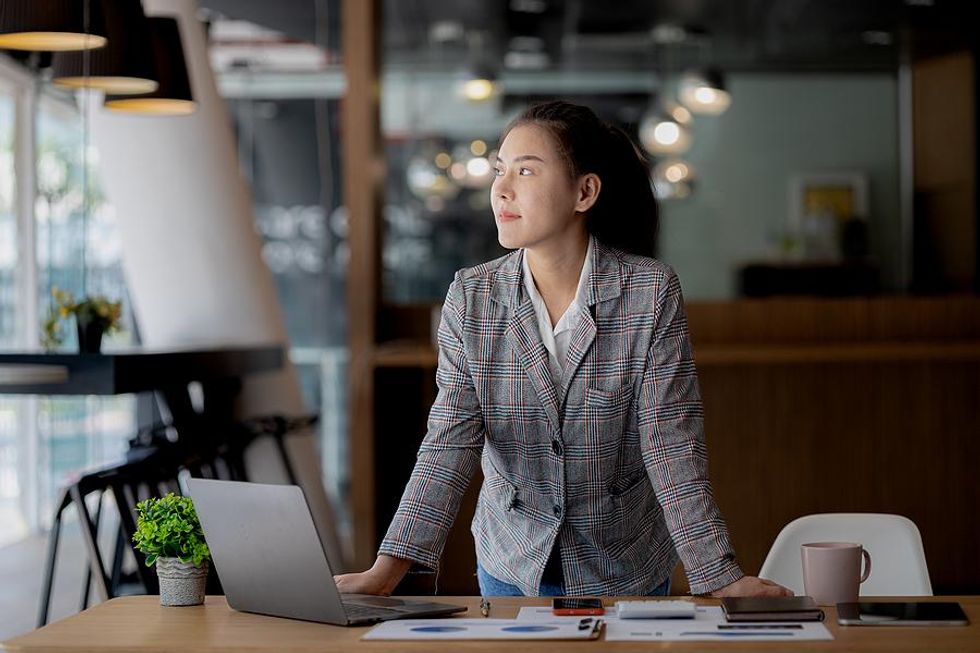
left=379, top=240, right=744, bottom=596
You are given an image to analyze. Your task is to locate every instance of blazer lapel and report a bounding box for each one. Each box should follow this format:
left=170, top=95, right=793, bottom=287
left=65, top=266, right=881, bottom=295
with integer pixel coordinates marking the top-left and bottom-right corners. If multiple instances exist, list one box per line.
left=558, top=240, right=623, bottom=402
left=559, top=307, right=596, bottom=404
left=493, top=249, right=561, bottom=432
left=507, top=300, right=561, bottom=432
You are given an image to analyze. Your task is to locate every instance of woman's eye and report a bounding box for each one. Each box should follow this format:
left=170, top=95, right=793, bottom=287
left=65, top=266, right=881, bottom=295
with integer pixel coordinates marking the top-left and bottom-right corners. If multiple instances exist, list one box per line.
left=493, top=168, right=504, bottom=176
left=519, top=167, right=532, bottom=176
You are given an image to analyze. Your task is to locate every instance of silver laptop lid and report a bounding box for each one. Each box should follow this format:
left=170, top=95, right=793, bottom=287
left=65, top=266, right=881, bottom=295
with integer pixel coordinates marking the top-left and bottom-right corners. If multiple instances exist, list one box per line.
left=186, top=478, right=349, bottom=625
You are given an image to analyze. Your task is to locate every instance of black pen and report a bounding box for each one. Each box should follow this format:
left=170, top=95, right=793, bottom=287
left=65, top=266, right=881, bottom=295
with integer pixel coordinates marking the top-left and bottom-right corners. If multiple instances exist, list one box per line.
left=718, top=624, right=803, bottom=630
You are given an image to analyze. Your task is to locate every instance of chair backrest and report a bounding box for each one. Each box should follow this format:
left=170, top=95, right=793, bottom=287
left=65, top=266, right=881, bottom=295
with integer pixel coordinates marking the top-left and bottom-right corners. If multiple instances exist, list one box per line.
left=74, top=452, right=188, bottom=595
left=759, top=513, right=932, bottom=596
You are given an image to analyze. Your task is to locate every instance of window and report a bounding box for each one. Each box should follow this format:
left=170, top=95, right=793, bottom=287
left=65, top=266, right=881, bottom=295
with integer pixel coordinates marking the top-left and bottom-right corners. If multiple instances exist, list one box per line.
left=0, top=80, right=21, bottom=546
left=0, top=85, right=15, bottom=346
left=0, top=69, right=137, bottom=545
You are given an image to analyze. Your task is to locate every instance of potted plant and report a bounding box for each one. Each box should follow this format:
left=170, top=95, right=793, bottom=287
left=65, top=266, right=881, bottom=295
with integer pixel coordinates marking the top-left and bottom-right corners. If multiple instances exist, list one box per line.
left=42, top=287, right=123, bottom=353
left=132, top=493, right=212, bottom=607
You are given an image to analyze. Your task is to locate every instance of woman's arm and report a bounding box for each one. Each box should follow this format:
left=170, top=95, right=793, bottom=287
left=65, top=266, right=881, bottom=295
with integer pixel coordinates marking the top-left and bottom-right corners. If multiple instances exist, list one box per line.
left=335, top=273, right=485, bottom=593
left=636, top=268, right=752, bottom=595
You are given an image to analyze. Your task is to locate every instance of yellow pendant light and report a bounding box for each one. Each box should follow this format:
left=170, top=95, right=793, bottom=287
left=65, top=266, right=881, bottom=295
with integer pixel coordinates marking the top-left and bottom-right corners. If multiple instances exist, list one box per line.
left=104, top=17, right=196, bottom=116
left=51, top=0, right=158, bottom=95
left=0, top=0, right=107, bottom=51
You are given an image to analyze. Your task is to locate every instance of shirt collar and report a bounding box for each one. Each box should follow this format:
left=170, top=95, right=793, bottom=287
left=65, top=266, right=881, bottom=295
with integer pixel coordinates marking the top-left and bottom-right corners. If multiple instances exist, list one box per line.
left=521, top=235, right=594, bottom=332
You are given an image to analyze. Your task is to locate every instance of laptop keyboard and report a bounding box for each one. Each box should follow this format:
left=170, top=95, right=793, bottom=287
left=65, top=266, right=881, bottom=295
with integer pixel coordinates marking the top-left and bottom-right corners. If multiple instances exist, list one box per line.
left=343, top=602, right=401, bottom=621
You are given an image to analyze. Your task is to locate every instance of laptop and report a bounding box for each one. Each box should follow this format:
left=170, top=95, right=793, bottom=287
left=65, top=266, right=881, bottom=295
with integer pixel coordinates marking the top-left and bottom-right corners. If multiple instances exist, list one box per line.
left=185, top=478, right=467, bottom=625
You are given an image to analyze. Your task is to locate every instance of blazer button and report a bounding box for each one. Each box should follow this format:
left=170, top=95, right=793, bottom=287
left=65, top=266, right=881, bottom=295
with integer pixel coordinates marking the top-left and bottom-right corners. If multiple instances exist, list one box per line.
left=553, top=504, right=562, bottom=516
left=551, top=439, right=563, bottom=456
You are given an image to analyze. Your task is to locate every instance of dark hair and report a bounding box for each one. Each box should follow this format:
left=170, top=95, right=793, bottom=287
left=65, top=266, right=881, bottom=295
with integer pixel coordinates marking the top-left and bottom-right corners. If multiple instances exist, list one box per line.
left=502, top=101, right=659, bottom=258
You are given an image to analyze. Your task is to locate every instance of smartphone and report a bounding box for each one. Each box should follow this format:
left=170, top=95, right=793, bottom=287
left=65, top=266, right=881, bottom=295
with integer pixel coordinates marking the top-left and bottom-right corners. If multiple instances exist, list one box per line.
left=552, top=598, right=605, bottom=616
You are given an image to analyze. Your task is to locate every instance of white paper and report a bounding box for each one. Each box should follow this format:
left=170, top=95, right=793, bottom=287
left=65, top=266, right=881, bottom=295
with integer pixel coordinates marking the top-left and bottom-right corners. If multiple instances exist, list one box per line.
left=516, top=606, right=834, bottom=642
left=362, top=617, right=602, bottom=641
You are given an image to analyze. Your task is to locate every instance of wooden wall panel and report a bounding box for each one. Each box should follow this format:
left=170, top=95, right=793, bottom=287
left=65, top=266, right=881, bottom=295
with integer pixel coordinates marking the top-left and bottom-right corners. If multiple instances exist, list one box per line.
left=343, top=0, right=383, bottom=571
left=700, top=361, right=980, bottom=595
left=686, top=296, right=980, bottom=344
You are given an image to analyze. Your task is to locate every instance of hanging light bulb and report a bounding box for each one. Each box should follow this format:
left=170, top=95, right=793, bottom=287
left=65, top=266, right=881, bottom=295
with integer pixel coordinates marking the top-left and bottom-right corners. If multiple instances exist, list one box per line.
left=459, top=31, right=500, bottom=102
left=51, top=0, right=158, bottom=95
left=678, top=68, right=731, bottom=115
left=663, top=99, right=693, bottom=126
left=638, top=107, right=691, bottom=155
left=104, top=17, right=195, bottom=115
left=406, top=151, right=459, bottom=201
left=459, top=64, right=500, bottom=102
left=451, top=143, right=495, bottom=189
left=651, top=159, right=696, bottom=200
left=0, top=0, right=107, bottom=51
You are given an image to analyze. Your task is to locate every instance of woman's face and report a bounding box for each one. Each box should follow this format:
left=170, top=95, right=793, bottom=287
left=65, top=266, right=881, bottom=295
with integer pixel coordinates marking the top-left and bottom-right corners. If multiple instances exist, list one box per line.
left=491, top=123, right=592, bottom=251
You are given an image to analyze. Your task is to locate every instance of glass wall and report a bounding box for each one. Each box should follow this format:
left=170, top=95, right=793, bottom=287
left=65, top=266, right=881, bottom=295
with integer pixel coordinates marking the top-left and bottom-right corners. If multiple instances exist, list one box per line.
left=0, top=81, right=137, bottom=546
left=377, top=2, right=975, bottom=302
left=0, top=85, right=14, bottom=345
left=225, top=94, right=349, bottom=510
left=0, top=81, right=21, bottom=546
left=33, top=96, right=137, bottom=532
left=380, top=75, right=507, bottom=303
left=35, top=97, right=134, bottom=350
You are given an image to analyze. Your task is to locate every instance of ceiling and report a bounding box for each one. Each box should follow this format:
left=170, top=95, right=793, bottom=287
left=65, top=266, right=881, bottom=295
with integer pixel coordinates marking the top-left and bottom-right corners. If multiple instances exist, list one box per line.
left=199, top=0, right=976, bottom=73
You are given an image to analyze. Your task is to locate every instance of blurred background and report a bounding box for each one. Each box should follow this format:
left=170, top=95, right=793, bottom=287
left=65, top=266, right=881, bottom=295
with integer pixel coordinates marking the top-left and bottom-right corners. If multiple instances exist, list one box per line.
left=0, top=0, right=977, bottom=639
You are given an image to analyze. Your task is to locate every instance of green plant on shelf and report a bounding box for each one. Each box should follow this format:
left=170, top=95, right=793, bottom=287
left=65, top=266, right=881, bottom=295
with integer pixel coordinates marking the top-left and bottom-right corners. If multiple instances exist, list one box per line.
left=41, top=287, right=122, bottom=351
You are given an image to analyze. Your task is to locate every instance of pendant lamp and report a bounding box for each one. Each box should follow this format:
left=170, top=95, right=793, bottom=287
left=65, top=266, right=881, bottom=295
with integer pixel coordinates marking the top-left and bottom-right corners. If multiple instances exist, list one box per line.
left=678, top=68, right=731, bottom=115
left=104, top=16, right=195, bottom=115
left=0, top=0, right=107, bottom=51
left=638, top=107, right=691, bottom=155
left=651, top=159, right=696, bottom=201
left=459, top=63, right=499, bottom=102
left=51, top=0, right=158, bottom=94
left=458, top=31, right=499, bottom=102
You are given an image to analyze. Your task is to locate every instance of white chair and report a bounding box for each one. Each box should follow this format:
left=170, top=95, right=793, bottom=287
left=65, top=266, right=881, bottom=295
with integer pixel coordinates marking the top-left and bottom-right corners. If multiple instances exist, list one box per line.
left=759, top=513, right=932, bottom=596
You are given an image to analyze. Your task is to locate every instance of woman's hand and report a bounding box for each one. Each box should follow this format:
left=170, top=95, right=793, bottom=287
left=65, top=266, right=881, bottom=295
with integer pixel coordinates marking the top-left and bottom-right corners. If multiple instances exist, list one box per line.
left=709, top=575, right=793, bottom=598
left=333, top=555, right=412, bottom=596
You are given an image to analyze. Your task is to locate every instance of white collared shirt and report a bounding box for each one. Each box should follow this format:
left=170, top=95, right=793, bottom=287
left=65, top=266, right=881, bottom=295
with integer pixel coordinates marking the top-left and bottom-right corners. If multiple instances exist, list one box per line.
left=521, top=236, right=594, bottom=385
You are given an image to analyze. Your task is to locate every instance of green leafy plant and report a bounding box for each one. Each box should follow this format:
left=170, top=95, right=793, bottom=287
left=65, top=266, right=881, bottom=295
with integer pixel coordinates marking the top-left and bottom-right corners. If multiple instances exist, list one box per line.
left=132, top=493, right=211, bottom=567
left=42, top=287, right=123, bottom=350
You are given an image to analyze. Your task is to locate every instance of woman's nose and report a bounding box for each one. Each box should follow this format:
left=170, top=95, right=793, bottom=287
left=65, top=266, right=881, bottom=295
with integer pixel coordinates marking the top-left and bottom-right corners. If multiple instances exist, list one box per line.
left=494, top=176, right=513, bottom=200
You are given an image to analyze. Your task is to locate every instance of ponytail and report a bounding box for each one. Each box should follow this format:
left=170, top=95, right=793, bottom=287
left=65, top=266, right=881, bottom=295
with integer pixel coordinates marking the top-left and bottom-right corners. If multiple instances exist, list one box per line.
left=502, top=101, right=659, bottom=258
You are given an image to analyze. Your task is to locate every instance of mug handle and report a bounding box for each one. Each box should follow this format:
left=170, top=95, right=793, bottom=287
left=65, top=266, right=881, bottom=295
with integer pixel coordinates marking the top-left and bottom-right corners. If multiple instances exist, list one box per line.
left=859, top=548, right=872, bottom=583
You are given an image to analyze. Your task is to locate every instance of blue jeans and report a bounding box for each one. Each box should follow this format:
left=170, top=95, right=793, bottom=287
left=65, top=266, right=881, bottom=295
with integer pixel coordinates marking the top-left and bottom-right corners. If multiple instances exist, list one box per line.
left=477, top=563, right=672, bottom=597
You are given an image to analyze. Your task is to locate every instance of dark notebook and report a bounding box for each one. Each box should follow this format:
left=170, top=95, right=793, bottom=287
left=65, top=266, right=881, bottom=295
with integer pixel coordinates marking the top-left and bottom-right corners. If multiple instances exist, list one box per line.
left=721, top=596, right=825, bottom=622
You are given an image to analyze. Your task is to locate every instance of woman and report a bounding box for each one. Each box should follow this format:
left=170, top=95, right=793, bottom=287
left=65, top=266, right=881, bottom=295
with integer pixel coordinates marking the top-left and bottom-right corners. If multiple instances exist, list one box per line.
left=336, top=101, right=790, bottom=598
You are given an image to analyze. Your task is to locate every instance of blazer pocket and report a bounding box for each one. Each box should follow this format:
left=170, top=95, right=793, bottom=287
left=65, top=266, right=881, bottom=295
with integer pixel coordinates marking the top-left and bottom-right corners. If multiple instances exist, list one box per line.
left=608, top=468, right=648, bottom=497
left=482, top=456, right=519, bottom=511
left=585, top=384, right=633, bottom=412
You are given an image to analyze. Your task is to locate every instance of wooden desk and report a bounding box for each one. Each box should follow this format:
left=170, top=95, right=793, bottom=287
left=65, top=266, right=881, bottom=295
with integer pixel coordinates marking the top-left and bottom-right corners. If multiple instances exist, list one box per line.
left=3, top=596, right=978, bottom=652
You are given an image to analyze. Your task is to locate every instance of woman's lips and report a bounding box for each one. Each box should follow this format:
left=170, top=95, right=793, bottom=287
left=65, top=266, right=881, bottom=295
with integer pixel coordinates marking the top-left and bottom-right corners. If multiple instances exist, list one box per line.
left=497, top=211, right=521, bottom=222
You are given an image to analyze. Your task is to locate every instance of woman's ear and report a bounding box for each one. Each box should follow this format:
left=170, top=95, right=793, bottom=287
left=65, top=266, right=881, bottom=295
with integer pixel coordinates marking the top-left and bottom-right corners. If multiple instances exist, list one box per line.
left=575, top=173, right=601, bottom=213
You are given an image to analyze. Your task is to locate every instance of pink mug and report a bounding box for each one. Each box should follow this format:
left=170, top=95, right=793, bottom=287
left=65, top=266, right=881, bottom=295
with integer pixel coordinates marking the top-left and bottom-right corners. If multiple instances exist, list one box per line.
left=801, top=542, right=872, bottom=606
